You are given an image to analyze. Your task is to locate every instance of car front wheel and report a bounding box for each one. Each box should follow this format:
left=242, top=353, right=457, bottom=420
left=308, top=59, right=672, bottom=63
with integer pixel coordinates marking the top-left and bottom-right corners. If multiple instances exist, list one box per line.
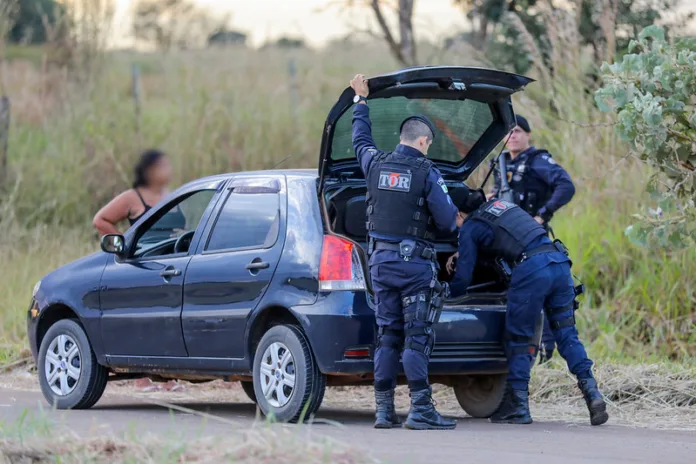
left=452, top=374, right=507, bottom=418
left=252, top=324, right=325, bottom=423
left=37, top=319, right=108, bottom=409
left=240, top=381, right=257, bottom=403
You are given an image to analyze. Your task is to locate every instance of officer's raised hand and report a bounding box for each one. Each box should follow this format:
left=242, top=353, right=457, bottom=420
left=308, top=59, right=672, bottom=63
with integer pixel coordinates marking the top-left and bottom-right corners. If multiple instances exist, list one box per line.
left=350, top=74, right=369, bottom=99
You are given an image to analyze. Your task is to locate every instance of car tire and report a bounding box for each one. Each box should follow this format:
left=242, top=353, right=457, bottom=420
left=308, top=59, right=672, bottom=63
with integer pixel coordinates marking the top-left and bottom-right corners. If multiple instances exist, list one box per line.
left=306, top=356, right=327, bottom=417
left=37, top=319, right=108, bottom=410
left=252, top=324, right=325, bottom=423
left=240, top=381, right=257, bottom=403
left=452, top=374, right=507, bottom=418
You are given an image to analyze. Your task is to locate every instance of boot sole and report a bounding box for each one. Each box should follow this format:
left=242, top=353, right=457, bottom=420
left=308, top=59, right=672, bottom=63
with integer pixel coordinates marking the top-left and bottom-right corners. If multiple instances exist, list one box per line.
left=590, top=401, right=609, bottom=426
left=404, top=420, right=456, bottom=430
left=374, top=422, right=402, bottom=429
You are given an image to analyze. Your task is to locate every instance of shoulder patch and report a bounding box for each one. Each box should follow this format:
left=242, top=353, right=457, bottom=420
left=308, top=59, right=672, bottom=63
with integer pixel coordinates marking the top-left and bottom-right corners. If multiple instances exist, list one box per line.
left=378, top=170, right=412, bottom=192
left=541, top=154, right=557, bottom=165
left=485, top=200, right=517, bottom=217
left=437, top=177, right=448, bottom=193
left=368, top=148, right=378, bottom=154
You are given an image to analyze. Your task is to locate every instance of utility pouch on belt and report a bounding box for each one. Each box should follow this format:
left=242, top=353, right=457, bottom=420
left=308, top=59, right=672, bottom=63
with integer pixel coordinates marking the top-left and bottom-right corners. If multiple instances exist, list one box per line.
left=399, top=239, right=416, bottom=261
left=553, top=238, right=574, bottom=268
left=553, top=239, right=569, bottom=256
left=495, top=257, right=513, bottom=284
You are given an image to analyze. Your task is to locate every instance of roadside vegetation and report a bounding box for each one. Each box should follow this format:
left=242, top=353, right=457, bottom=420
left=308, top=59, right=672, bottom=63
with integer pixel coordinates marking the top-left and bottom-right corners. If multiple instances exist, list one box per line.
left=0, top=406, right=378, bottom=463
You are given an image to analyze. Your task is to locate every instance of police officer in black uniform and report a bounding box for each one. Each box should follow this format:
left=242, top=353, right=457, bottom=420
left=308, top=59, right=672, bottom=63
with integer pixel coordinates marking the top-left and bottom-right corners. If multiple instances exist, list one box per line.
left=350, top=73, right=457, bottom=430
left=447, top=186, right=608, bottom=426
left=488, top=115, right=576, bottom=363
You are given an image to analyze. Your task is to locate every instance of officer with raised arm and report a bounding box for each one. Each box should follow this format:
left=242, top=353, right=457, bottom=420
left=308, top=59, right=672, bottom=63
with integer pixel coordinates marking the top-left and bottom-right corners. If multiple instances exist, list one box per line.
left=350, top=73, right=457, bottom=430
left=488, top=115, right=576, bottom=363
left=447, top=186, right=608, bottom=427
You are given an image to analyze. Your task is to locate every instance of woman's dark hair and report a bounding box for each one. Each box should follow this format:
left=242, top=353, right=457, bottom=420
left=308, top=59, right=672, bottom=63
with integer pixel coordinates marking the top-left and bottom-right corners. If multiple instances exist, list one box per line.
left=132, top=149, right=166, bottom=189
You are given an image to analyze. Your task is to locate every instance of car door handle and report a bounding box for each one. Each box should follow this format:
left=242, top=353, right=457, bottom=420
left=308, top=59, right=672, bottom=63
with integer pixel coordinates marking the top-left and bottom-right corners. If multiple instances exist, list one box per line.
left=245, top=261, right=270, bottom=270
left=160, top=268, right=182, bottom=277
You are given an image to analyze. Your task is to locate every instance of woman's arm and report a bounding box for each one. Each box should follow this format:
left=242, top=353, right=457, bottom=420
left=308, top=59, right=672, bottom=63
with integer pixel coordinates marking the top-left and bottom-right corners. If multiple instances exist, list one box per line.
left=92, top=191, right=132, bottom=237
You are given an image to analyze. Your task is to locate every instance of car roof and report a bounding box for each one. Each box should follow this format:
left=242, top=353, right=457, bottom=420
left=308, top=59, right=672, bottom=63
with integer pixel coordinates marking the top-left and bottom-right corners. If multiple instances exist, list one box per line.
left=176, top=168, right=318, bottom=192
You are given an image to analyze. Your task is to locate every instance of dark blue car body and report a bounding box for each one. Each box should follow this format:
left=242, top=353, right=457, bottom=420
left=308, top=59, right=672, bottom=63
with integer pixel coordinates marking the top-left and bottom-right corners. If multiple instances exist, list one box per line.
left=27, top=66, right=541, bottom=421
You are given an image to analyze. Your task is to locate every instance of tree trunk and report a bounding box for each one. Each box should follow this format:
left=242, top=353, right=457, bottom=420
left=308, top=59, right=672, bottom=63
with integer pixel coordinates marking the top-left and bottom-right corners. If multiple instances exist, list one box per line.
left=0, top=96, right=9, bottom=188
left=398, top=0, right=416, bottom=66
left=370, top=0, right=417, bottom=67
left=477, top=14, right=489, bottom=48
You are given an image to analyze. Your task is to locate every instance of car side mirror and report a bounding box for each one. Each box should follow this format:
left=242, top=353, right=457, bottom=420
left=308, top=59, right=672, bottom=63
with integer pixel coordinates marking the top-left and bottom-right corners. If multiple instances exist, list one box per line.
left=101, top=234, right=126, bottom=255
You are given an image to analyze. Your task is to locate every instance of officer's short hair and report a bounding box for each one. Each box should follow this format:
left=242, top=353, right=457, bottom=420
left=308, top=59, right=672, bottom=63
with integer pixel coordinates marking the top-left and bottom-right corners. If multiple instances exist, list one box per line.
left=400, top=118, right=434, bottom=143
left=451, top=186, right=486, bottom=214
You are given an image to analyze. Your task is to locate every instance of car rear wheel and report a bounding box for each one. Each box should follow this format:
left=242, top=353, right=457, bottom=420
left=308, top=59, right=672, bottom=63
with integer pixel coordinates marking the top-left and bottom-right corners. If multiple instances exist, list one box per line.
left=37, top=319, right=108, bottom=409
left=452, top=374, right=507, bottom=418
left=252, top=324, right=325, bottom=423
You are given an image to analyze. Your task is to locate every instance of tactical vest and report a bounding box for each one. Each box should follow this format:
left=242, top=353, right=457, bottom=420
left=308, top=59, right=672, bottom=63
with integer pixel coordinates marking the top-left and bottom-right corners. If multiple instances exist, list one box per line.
left=365, top=152, right=437, bottom=241
left=506, top=149, right=553, bottom=217
left=468, top=199, right=546, bottom=262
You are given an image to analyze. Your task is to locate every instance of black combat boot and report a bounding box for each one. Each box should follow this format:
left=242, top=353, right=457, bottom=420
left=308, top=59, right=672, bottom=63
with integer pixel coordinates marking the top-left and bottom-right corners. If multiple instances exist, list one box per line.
left=578, top=377, right=609, bottom=426
left=404, top=387, right=456, bottom=430
left=489, top=383, right=532, bottom=424
left=374, top=389, right=402, bottom=429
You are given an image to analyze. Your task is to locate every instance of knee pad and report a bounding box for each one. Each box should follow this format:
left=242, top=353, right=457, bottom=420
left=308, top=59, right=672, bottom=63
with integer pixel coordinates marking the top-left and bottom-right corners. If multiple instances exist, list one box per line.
left=404, top=325, right=435, bottom=357
left=545, top=304, right=576, bottom=330
left=376, top=327, right=404, bottom=351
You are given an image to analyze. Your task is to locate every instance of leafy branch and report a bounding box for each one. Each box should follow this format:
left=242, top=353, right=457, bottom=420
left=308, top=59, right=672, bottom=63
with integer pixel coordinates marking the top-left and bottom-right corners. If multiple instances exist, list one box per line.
left=595, top=25, right=696, bottom=248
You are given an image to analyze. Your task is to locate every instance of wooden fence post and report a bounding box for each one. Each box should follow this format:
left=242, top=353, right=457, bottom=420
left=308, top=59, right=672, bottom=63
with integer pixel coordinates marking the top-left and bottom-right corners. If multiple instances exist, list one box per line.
left=131, top=63, right=142, bottom=139
left=0, top=96, right=9, bottom=188
left=288, top=59, right=298, bottom=115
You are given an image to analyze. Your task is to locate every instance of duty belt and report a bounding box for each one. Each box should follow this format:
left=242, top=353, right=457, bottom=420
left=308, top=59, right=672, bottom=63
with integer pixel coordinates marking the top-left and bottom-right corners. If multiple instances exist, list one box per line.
left=373, top=240, right=436, bottom=261
left=514, top=243, right=559, bottom=266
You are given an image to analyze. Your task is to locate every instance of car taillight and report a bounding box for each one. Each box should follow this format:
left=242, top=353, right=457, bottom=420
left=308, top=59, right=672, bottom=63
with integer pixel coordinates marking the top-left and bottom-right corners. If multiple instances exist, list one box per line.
left=319, top=235, right=367, bottom=291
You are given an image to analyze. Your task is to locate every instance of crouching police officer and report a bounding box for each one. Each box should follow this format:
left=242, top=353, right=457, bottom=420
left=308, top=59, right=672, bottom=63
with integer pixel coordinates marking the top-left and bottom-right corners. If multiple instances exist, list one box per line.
left=350, top=73, right=457, bottom=430
left=447, top=186, right=608, bottom=426
left=488, top=115, right=576, bottom=363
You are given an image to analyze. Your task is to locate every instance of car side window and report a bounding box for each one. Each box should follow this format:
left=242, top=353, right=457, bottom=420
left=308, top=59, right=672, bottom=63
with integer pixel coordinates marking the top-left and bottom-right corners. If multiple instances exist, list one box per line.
left=205, top=189, right=280, bottom=252
left=132, top=189, right=217, bottom=259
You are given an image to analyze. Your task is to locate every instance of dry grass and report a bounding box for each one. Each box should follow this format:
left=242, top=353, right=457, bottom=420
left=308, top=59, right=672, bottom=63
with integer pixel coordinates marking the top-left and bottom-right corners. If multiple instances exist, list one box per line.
left=0, top=423, right=378, bottom=464
left=526, top=361, right=696, bottom=430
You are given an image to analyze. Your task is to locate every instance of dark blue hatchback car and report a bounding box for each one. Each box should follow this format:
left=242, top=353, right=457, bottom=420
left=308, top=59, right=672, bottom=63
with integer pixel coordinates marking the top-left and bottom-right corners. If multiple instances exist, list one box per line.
left=27, top=66, right=543, bottom=423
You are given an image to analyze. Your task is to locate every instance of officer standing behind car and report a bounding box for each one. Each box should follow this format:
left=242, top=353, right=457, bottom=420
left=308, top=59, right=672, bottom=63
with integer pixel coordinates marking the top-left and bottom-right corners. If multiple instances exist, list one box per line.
left=446, top=186, right=608, bottom=427
left=350, top=73, right=457, bottom=431
left=488, top=115, right=576, bottom=363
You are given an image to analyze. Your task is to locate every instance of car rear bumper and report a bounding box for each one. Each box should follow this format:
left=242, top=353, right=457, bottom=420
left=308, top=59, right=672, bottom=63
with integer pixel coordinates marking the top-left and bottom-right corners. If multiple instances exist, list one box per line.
left=293, top=291, right=509, bottom=376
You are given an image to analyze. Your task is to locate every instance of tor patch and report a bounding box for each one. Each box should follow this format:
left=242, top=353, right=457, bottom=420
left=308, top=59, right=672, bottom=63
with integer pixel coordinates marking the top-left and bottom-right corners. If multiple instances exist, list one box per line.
left=437, top=177, right=448, bottom=193
left=378, top=170, right=412, bottom=192
left=486, top=200, right=516, bottom=217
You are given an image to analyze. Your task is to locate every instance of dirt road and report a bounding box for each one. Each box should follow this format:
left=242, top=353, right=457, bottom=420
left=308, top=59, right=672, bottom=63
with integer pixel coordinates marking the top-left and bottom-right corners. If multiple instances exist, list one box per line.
left=1, top=387, right=694, bottom=464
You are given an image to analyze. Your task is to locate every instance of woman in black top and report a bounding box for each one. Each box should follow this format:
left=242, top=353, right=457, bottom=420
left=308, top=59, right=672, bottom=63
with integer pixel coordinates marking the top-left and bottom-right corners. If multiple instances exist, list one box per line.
left=93, top=149, right=185, bottom=239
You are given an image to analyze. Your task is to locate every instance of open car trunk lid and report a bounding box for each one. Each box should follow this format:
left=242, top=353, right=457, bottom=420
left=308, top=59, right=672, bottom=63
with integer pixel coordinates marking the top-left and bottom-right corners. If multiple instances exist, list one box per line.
left=318, top=66, right=534, bottom=189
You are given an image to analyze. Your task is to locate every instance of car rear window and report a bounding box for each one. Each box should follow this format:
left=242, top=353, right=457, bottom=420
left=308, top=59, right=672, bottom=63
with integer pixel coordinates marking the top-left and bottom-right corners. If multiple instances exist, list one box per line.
left=330, top=97, right=494, bottom=163
left=205, top=191, right=280, bottom=252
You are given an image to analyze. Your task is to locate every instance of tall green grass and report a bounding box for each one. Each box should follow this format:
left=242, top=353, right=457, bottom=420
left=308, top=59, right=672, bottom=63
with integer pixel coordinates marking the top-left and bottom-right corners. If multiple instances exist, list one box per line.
left=0, top=40, right=692, bottom=363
